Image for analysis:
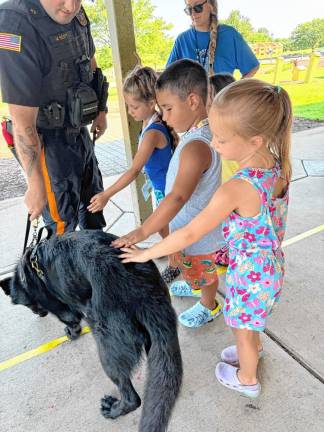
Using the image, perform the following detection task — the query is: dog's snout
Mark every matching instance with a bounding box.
[30,305,48,317]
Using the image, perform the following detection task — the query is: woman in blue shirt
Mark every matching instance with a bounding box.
[167,0,259,77]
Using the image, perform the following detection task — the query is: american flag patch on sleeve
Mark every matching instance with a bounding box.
[0,33,22,52]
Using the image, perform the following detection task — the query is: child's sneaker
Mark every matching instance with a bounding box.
[215,362,261,398]
[169,280,201,297]
[161,266,181,284]
[221,345,264,366]
[178,301,222,328]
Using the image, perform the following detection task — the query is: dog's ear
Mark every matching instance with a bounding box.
[0,277,12,296]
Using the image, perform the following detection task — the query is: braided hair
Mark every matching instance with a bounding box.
[123,66,179,149]
[207,0,218,76]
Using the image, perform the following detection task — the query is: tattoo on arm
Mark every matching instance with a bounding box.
[15,126,40,178]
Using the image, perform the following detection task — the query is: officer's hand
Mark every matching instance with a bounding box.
[25,184,47,221]
[91,111,107,139]
[87,192,109,213]
[111,228,146,248]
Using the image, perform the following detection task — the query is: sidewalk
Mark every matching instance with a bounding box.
[0,127,324,432]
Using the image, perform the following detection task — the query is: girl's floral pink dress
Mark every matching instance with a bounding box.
[222,163,289,331]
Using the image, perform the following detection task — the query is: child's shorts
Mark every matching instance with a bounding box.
[172,251,219,289]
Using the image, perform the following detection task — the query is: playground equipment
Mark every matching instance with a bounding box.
[271,52,322,84]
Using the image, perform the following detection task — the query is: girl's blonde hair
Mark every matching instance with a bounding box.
[123,65,157,102]
[123,66,179,148]
[213,79,292,180]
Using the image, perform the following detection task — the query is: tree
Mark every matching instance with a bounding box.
[85,0,112,70]
[222,10,254,41]
[132,0,174,68]
[84,0,174,70]
[290,19,324,50]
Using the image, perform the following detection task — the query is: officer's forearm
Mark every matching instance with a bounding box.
[14,125,42,179]
[9,105,43,181]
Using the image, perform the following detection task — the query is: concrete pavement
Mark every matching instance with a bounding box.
[0,127,324,432]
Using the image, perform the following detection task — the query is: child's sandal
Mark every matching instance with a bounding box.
[215,362,261,398]
[221,345,264,366]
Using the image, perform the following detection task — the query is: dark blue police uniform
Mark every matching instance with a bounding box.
[0,0,106,236]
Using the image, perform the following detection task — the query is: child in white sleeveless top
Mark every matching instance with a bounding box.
[113,60,224,328]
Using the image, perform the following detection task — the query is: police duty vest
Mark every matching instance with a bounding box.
[2,0,96,129]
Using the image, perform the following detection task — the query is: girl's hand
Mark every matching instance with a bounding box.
[111,227,146,248]
[119,246,151,263]
[87,192,109,213]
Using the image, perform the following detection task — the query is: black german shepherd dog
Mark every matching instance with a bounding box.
[1,230,182,432]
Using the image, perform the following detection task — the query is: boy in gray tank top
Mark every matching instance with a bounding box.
[113,60,223,328]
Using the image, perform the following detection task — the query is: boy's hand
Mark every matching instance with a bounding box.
[169,253,179,268]
[111,227,146,248]
[87,192,109,213]
[119,246,150,263]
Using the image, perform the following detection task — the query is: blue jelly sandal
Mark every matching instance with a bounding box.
[178,301,222,328]
[169,280,202,297]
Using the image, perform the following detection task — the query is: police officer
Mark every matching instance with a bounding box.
[0,0,109,236]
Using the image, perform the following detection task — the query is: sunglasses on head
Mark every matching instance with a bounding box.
[184,0,208,16]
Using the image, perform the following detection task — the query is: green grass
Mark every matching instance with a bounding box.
[1,64,324,120]
[293,101,324,120]
[254,64,324,120]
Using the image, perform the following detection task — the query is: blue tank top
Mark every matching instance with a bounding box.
[142,122,173,193]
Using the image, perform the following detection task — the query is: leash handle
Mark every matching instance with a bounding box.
[23,214,31,253]
[92,130,97,146]
[23,215,42,254]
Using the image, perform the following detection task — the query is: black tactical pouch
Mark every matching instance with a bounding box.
[92,68,109,112]
[67,83,99,128]
[37,102,65,129]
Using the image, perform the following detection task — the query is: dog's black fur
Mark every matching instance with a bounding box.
[1,230,182,432]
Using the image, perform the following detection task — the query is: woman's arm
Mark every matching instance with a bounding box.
[242,65,260,78]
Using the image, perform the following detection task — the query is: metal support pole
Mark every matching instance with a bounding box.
[104,0,152,224]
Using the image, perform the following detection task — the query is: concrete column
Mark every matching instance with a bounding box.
[104,0,152,224]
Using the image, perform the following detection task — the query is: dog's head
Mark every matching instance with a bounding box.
[0,249,48,317]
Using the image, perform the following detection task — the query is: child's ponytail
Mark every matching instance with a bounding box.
[213,79,293,180]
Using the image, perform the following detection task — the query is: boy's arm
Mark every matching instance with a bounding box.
[112,140,212,247]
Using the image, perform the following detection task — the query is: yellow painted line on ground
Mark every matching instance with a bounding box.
[0,224,323,373]
[0,326,91,372]
[282,224,324,248]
